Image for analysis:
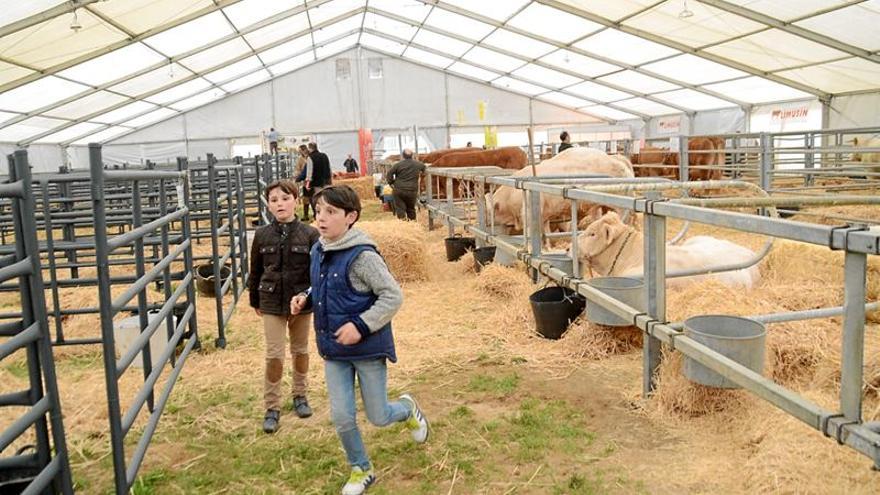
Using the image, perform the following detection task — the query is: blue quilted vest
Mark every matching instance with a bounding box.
[310,243,397,362]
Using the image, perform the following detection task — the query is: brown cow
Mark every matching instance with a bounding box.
[384,147,472,165]
[631,137,725,180]
[426,147,528,199]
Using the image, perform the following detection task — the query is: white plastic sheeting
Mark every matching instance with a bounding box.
[828,93,880,129]
[0,143,64,173]
[317,131,359,172]
[1,0,878,149]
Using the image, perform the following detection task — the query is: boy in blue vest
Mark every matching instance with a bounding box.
[290,185,428,495]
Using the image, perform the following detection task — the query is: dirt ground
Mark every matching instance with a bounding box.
[3,200,880,493]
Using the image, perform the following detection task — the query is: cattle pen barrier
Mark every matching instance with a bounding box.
[423,159,880,468]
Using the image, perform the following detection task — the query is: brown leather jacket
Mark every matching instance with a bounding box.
[248,219,320,315]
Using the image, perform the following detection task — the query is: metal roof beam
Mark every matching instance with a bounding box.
[65,32,362,146]
[371,7,691,117]
[0,0,337,133]
[0,0,247,95]
[532,0,830,99]
[23,10,364,145]
[0,0,104,38]
[417,2,748,110]
[361,26,648,120]
[699,0,880,64]
[360,44,617,123]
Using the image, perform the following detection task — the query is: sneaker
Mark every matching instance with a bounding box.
[292,395,313,418]
[341,466,375,495]
[400,393,429,443]
[262,409,280,434]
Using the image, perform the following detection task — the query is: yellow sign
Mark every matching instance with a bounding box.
[456,110,465,126]
[478,100,487,121]
[484,126,497,148]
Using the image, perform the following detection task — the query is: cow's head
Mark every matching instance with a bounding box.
[485,192,520,234]
[573,211,627,261]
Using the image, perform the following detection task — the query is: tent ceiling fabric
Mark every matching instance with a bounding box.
[0,0,878,146]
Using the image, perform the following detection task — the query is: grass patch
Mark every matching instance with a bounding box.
[359,200,389,223]
[466,372,520,396]
[2,360,29,379]
[74,360,636,494]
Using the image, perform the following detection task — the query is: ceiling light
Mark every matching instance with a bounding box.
[168,59,175,78]
[678,0,694,19]
[70,9,83,32]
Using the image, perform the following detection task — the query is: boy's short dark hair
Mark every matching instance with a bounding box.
[265,179,298,199]
[560,131,569,142]
[313,185,361,225]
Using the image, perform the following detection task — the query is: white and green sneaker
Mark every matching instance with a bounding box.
[341,466,375,495]
[400,393,429,443]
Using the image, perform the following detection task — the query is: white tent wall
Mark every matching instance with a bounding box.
[829,93,880,130]
[316,131,359,172]
[100,141,187,167]
[361,56,447,129]
[186,85,273,140]
[273,53,359,132]
[692,107,747,136]
[0,143,64,173]
[103,48,603,159]
[187,139,232,162]
[113,116,186,145]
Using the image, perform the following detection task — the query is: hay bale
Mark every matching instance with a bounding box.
[336,176,375,201]
[359,220,429,283]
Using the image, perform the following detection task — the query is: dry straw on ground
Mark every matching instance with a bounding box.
[359,219,429,283]
[335,176,375,201]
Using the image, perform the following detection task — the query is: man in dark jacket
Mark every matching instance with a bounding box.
[343,154,359,174]
[558,131,574,153]
[386,149,425,221]
[306,142,332,195]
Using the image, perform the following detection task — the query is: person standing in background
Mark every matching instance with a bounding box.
[344,154,359,174]
[386,149,425,221]
[307,142,332,196]
[558,131,573,153]
[294,145,313,220]
[268,128,279,155]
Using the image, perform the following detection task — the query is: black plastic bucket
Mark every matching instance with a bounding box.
[529,286,586,340]
[195,262,231,297]
[444,235,476,262]
[473,246,496,272]
[0,446,40,492]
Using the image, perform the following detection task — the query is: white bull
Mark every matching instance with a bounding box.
[487,148,634,234]
[575,211,761,288]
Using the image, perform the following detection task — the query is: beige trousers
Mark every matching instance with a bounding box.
[263,313,311,410]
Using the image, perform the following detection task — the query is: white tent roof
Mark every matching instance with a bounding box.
[0,0,878,146]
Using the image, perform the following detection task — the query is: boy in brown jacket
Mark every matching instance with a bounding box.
[249,180,320,433]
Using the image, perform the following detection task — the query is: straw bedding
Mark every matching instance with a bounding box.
[4,205,880,491]
[335,176,375,201]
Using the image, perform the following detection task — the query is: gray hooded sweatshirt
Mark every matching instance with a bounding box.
[319,227,403,332]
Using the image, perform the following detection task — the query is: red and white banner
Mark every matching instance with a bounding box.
[770,105,810,123]
[657,115,681,134]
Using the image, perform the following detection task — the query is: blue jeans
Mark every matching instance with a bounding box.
[324,358,411,470]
